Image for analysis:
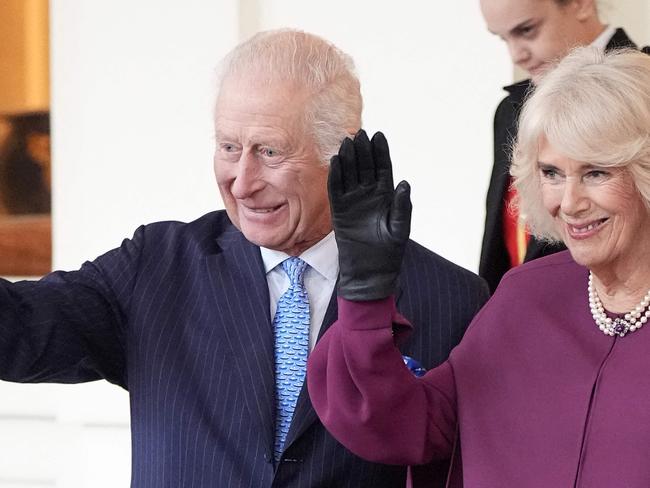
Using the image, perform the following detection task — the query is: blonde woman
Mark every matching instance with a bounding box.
[308,48,650,487]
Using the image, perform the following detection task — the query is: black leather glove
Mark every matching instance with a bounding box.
[329,130,412,301]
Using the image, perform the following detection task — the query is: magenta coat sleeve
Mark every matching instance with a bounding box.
[307,296,458,465]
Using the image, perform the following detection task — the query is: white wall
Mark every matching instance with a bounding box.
[1,0,648,486]
[600,0,650,46]
[50,0,238,269]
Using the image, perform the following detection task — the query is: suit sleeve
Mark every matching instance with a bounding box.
[0,225,146,388]
[307,296,457,466]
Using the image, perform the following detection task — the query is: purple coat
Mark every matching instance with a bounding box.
[308,251,650,487]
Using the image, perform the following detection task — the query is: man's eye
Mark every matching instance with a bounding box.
[516,24,537,39]
[260,147,280,158]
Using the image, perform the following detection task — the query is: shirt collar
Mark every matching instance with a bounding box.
[259,231,339,282]
[591,25,616,51]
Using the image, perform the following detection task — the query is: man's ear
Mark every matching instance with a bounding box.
[346,127,360,139]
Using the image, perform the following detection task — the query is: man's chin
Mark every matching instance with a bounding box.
[241,225,289,251]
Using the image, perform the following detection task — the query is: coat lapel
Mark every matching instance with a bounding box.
[205,226,276,455]
[606,28,636,50]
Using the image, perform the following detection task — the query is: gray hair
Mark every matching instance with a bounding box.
[511,47,650,240]
[216,29,362,164]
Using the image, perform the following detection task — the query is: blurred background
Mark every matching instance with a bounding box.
[0,0,648,486]
[0,0,50,277]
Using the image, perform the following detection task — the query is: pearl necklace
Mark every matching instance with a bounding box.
[588,272,650,337]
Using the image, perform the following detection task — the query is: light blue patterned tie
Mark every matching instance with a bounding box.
[273,257,310,461]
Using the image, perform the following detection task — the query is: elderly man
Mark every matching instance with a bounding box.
[0,30,488,487]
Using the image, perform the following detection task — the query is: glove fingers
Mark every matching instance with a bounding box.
[370,131,395,191]
[353,129,376,185]
[328,154,345,206]
[390,180,412,241]
[338,137,359,191]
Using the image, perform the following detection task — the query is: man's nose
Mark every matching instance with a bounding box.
[230,152,264,199]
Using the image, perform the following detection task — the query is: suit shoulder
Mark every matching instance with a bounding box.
[493,94,518,136]
[495,80,531,119]
[136,210,234,252]
[141,210,230,235]
[494,93,512,115]
[403,240,488,292]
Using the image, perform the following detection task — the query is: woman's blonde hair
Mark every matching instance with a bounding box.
[511,47,650,240]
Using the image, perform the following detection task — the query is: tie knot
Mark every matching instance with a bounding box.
[282,257,308,286]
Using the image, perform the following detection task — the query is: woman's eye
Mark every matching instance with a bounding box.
[584,170,609,183]
[541,168,557,179]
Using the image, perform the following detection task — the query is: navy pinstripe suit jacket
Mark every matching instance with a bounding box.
[0,210,488,487]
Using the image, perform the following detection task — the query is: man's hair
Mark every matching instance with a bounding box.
[511,47,650,241]
[216,29,362,164]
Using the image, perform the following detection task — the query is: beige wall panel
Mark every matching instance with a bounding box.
[0,0,49,113]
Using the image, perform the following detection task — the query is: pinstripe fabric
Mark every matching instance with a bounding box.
[0,210,489,487]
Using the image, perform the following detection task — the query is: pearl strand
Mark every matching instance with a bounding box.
[588,272,650,337]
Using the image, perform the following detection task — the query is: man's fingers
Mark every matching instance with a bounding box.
[370,131,394,190]
[353,129,376,185]
[389,180,412,241]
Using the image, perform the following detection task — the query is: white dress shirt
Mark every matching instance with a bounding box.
[260,232,339,351]
[592,25,616,51]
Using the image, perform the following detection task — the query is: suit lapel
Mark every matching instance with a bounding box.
[283,282,404,451]
[282,289,338,450]
[205,226,276,455]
